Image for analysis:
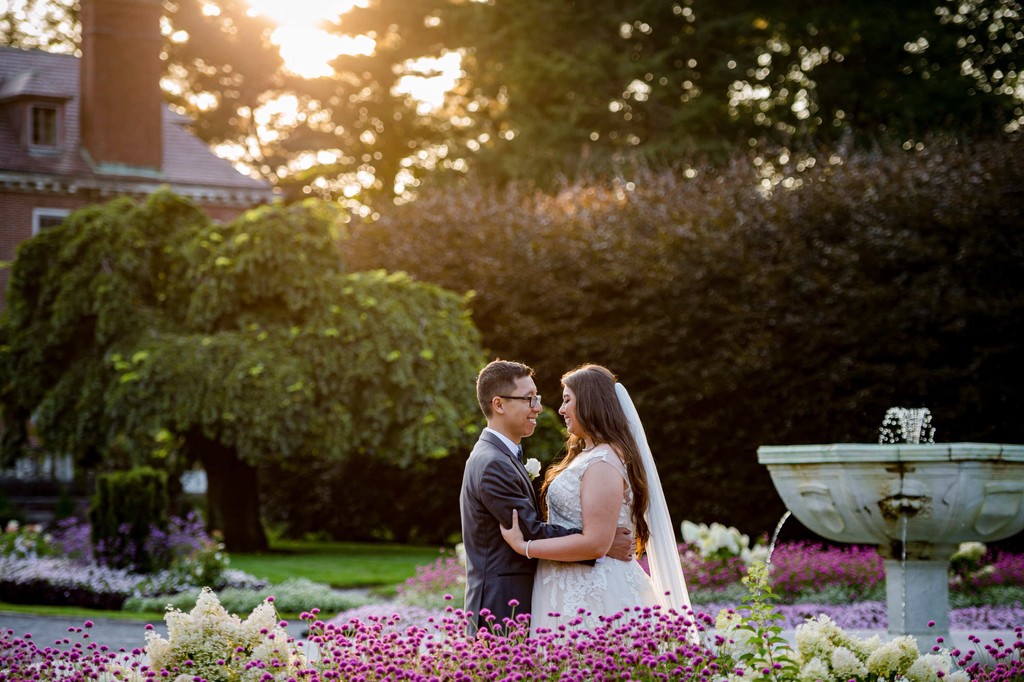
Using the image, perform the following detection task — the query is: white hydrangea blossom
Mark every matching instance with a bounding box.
[797,656,830,682]
[713,608,760,664]
[741,544,769,566]
[951,541,986,564]
[831,646,868,679]
[905,652,956,681]
[864,636,919,678]
[681,520,764,563]
[853,633,884,658]
[794,614,853,662]
[779,615,968,682]
[145,587,306,681]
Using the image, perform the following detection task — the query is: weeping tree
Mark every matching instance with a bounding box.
[0,190,484,551]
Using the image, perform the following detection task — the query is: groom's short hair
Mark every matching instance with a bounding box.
[477,359,534,418]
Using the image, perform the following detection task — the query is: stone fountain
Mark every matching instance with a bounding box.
[758,408,1024,641]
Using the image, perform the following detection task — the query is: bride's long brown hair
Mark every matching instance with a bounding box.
[540,364,651,554]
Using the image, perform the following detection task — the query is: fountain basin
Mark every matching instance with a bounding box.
[758,443,1024,550]
[757,442,1024,640]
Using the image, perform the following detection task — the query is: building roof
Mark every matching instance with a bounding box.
[0,46,274,200]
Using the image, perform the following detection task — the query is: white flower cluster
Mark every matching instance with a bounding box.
[145,587,307,682]
[2,521,51,560]
[0,555,140,594]
[680,520,768,565]
[715,611,969,681]
[951,541,986,564]
[794,615,966,682]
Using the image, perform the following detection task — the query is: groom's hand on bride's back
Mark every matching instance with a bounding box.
[606,527,634,561]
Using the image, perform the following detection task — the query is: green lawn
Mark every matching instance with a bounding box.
[0,602,164,622]
[0,540,448,621]
[225,539,445,589]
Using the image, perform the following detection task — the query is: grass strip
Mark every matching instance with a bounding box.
[229,540,445,588]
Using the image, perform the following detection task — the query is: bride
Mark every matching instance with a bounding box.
[500,364,693,635]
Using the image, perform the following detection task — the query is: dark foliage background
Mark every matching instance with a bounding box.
[341,138,1024,541]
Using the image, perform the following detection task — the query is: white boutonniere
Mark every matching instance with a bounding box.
[524,457,542,480]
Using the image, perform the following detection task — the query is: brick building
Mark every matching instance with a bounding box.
[0,0,276,309]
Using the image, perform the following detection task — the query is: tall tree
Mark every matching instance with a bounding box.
[450,0,1022,185]
[267,0,468,208]
[5,1,1020,199]
[0,190,484,550]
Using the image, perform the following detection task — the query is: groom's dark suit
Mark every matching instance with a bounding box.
[460,430,578,632]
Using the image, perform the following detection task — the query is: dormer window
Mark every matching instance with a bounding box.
[29,104,59,150]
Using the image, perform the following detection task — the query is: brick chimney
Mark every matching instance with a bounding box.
[79,0,163,171]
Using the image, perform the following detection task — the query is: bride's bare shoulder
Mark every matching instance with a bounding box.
[592,442,625,461]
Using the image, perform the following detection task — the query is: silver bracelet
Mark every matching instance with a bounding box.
[525,540,532,559]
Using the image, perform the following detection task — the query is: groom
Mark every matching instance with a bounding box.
[460,359,632,633]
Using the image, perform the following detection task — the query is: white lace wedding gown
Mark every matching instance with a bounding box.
[531,444,660,634]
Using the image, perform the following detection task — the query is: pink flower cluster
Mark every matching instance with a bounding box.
[4,610,1024,681]
[674,540,885,599]
[396,553,465,607]
[961,552,1024,591]
[765,542,884,598]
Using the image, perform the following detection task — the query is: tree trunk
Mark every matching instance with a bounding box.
[190,432,268,552]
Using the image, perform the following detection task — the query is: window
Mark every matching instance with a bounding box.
[32,208,71,235]
[30,105,58,149]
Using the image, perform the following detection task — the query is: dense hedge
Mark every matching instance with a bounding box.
[260,405,568,544]
[341,138,1024,540]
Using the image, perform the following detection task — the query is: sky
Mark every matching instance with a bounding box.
[244,0,369,79]
[242,0,459,107]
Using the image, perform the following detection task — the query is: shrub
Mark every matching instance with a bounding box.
[89,467,169,572]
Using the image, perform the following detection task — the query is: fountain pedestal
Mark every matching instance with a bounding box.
[885,556,952,639]
[757,443,1024,641]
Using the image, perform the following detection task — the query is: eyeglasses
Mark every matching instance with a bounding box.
[498,394,542,408]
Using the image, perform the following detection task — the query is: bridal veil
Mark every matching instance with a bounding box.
[614,383,693,616]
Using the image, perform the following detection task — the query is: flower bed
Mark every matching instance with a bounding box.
[3,520,1023,680]
[0,516,351,615]
[4,573,1024,682]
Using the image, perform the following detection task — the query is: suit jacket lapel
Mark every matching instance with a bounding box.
[481,431,539,507]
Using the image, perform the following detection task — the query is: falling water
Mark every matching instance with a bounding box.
[766,511,792,567]
[879,407,936,445]
[899,514,908,632]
